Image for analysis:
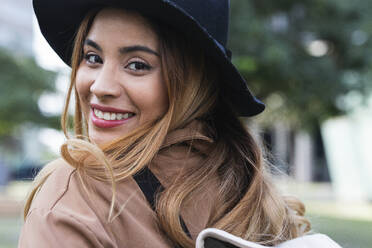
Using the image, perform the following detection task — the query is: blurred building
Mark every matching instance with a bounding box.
[258,111,372,203]
[322,105,372,202]
[259,122,330,182]
[0,0,33,55]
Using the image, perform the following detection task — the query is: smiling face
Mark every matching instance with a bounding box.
[75,8,169,145]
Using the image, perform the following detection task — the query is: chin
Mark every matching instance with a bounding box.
[90,136,108,146]
[89,129,130,146]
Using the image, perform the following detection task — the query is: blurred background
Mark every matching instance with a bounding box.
[1,0,372,247]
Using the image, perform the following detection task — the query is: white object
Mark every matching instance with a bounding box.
[196,228,342,248]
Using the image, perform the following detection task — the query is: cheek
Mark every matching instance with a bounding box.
[153,81,169,115]
[75,68,93,115]
[75,69,91,99]
[131,74,168,120]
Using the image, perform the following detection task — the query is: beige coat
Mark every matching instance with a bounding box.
[18,122,216,248]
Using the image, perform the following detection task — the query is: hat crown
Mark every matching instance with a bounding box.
[166,0,230,46]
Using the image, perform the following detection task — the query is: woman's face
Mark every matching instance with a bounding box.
[76,8,168,145]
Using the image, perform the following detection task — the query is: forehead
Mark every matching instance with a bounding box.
[86,8,159,48]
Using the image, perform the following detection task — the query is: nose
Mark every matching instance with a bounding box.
[90,64,122,99]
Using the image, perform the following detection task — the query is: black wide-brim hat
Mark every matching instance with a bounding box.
[33,0,265,116]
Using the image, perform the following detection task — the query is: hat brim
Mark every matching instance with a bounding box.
[33,0,265,116]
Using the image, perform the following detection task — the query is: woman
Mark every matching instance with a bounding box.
[19,1,338,248]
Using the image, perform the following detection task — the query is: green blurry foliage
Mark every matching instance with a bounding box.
[0,49,59,136]
[230,0,372,129]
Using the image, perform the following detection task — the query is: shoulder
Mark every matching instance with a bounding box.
[20,158,113,247]
[19,207,105,248]
[27,157,113,218]
[27,158,76,211]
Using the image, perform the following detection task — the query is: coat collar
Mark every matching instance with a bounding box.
[160,120,213,150]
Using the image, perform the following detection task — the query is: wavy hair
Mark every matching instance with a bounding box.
[24,8,310,248]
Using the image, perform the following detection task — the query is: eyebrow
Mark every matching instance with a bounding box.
[119,45,160,57]
[84,39,160,57]
[84,39,102,51]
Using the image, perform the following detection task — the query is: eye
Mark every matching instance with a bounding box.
[84,53,103,65]
[126,61,151,71]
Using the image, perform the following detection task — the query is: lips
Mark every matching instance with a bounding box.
[90,104,135,128]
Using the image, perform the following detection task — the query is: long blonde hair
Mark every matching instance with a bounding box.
[24,9,310,248]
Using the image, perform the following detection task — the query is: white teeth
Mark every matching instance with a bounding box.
[94,108,133,121]
[96,110,103,119]
[103,112,111,120]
